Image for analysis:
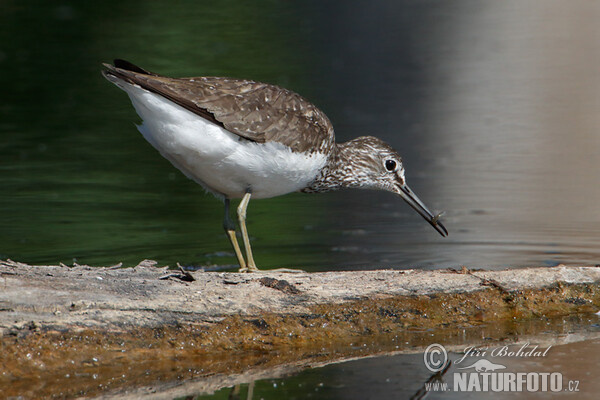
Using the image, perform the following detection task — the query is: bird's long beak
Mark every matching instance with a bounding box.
[397,184,448,237]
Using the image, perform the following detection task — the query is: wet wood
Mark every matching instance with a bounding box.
[1,259,600,399]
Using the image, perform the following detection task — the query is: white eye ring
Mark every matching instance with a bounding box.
[384,159,397,172]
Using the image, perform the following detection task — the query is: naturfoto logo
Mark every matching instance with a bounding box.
[423,342,580,393]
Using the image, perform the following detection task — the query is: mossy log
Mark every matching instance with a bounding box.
[1,260,599,398]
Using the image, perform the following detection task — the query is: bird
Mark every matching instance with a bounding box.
[102,59,448,272]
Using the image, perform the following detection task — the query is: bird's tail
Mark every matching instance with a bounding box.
[101,59,158,85]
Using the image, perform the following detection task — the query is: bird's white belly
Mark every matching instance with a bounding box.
[120,84,327,199]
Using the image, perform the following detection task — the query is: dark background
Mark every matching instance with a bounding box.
[2,0,599,271]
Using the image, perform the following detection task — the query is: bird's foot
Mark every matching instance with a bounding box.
[238,264,260,273]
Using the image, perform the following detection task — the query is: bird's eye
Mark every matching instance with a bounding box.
[385,159,397,172]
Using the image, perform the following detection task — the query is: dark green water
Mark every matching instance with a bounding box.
[2,1,599,271]
[0,0,340,269]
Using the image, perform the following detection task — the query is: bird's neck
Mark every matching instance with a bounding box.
[301,141,369,193]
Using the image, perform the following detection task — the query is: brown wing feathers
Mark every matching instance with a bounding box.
[102,62,229,131]
[102,60,334,153]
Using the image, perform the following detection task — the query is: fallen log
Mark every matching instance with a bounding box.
[1,260,599,399]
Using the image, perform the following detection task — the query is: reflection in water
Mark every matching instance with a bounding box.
[229,382,255,400]
[189,314,600,400]
[1,1,599,270]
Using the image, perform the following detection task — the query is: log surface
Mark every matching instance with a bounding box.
[1,260,599,333]
[2,260,600,399]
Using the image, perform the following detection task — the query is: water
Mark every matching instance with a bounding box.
[1,1,600,398]
[1,1,599,271]
[181,314,600,399]
[196,339,600,400]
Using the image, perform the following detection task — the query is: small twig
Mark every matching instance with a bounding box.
[159,263,195,283]
[2,259,29,268]
[177,263,195,282]
[108,262,123,270]
[447,265,471,275]
[479,278,509,294]
[135,259,158,268]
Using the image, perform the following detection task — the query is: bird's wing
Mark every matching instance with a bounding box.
[102,60,335,154]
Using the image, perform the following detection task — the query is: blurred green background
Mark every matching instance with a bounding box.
[1,1,340,269]
[1,0,599,270]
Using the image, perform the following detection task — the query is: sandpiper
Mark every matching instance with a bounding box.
[102,59,448,272]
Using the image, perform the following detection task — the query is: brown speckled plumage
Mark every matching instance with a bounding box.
[302,136,405,193]
[103,61,334,155]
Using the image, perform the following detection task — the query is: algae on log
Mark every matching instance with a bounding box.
[1,260,600,398]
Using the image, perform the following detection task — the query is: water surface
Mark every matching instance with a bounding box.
[1,1,600,270]
[192,314,600,400]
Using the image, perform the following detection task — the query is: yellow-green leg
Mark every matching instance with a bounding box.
[237,191,258,272]
[223,198,247,271]
[224,194,302,273]
[226,230,246,271]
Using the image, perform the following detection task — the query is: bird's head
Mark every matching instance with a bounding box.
[338,136,448,237]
